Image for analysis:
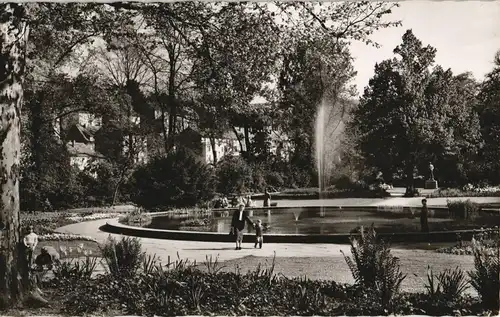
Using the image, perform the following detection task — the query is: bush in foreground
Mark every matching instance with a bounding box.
[30,234,499,316]
[468,237,500,311]
[341,225,406,309]
[100,235,144,279]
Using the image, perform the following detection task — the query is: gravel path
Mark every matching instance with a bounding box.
[219,253,475,294]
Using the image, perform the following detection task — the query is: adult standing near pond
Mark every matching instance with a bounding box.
[421,199,429,233]
[231,203,253,250]
[263,189,272,207]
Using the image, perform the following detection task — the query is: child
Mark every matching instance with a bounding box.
[254,219,264,249]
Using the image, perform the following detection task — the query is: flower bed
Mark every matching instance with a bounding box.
[437,239,499,256]
[66,213,121,223]
[428,186,500,198]
[38,233,98,243]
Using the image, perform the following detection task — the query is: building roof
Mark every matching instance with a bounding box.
[66,124,99,143]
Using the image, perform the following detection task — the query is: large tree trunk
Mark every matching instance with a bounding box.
[0,4,30,308]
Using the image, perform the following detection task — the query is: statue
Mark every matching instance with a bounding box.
[429,163,434,181]
[23,225,38,266]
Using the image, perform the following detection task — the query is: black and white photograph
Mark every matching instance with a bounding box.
[0,1,499,315]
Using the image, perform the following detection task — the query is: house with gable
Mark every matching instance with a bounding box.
[62,112,105,173]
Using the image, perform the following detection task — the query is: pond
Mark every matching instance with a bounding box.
[145,206,500,235]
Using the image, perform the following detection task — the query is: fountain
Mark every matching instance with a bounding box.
[292,209,302,222]
[315,97,348,218]
[315,100,327,218]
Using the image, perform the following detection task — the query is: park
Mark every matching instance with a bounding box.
[1,1,500,316]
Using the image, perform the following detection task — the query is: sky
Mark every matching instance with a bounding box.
[349,1,500,96]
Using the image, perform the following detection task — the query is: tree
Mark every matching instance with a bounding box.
[93,85,150,205]
[1,3,129,306]
[141,8,198,152]
[189,2,281,162]
[278,37,356,185]
[0,3,30,308]
[21,73,113,210]
[477,51,500,183]
[350,30,481,193]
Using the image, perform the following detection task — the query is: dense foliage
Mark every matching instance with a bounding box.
[18,231,498,316]
[8,2,405,212]
[349,30,482,194]
[130,149,216,209]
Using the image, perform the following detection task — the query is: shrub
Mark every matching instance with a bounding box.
[100,235,145,279]
[404,187,421,197]
[120,207,152,226]
[265,170,285,189]
[130,148,216,209]
[61,274,118,315]
[468,238,500,311]
[447,199,481,219]
[425,266,469,302]
[250,163,267,192]
[52,256,99,284]
[216,156,253,195]
[334,175,362,190]
[341,225,406,308]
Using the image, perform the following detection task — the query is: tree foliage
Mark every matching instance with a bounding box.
[350,30,481,190]
[477,51,500,183]
[130,149,215,209]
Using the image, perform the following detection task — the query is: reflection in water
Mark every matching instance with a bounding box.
[217,220,224,232]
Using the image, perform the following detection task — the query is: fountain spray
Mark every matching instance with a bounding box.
[315,100,327,217]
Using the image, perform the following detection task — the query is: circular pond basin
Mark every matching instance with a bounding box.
[145,206,500,235]
[101,205,500,245]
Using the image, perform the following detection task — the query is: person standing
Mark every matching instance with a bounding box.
[231,203,253,250]
[254,219,264,249]
[23,225,38,266]
[263,189,272,207]
[421,199,429,232]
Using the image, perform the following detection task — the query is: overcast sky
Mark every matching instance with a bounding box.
[350,1,500,96]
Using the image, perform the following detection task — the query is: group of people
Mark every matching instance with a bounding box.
[215,189,272,209]
[230,203,264,250]
[227,189,272,250]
